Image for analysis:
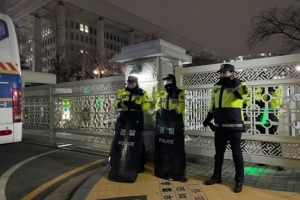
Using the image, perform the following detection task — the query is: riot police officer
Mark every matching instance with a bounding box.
[114,75,150,173]
[203,64,249,193]
[155,74,187,182]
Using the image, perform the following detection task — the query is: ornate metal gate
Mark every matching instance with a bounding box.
[22,76,124,154]
[176,54,300,168]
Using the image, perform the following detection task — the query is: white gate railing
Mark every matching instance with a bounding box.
[176,54,300,168]
[22,76,124,153]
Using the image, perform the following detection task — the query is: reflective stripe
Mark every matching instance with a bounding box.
[215,123,243,128]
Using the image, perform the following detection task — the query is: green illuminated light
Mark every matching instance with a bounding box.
[244,167,268,176]
[83,88,89,94]
[261,108,269,125]
[96,98,102,105]
[62,100,71,111]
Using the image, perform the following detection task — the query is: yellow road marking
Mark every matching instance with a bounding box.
[21,159,104,200]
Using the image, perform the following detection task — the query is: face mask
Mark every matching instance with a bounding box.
[164,80,173,85]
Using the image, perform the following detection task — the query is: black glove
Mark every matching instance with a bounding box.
[122,101,129,107]
[230,78,241,87]
[169,109,177,115]
[207,122,215,132]
[255,100,265,108]
[130,102,142,110]
[117,102,122,108]
[203,112,214,127]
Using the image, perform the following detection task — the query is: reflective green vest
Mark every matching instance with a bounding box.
[209,81,249,131]
[155,90,185,114]
[114,88,150,111]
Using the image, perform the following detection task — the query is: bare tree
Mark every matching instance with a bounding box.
[185,51,222,67]
[247,6,300,54]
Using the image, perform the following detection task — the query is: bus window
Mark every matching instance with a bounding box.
[0,19,9,41]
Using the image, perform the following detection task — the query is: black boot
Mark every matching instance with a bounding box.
[180,172,188,182]
[204,178,222,185]
[234,181,243,193]
[276,166,284,171]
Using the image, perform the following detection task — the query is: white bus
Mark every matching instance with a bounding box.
[0,13,22,144]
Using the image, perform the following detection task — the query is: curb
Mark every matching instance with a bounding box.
[71,161,109,200]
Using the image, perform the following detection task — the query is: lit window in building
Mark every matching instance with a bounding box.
[85,25,88,33]
[80,50,83,53]
[80,24,84,31]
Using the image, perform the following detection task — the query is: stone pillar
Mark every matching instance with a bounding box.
[97,18,104,50]
[56,3,66,52]
[115,39,192,161]
[128,30,134,45]
[33,15,42,72]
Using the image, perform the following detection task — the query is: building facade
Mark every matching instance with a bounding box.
[6,0,218,75]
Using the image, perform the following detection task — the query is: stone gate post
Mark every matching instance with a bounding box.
[114,39,192,161]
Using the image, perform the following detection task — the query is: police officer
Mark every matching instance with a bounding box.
[155,74,187,182]
[203,64,249,193]
[114,75,150,172]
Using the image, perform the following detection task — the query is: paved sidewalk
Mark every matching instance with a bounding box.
[76,154,300,200]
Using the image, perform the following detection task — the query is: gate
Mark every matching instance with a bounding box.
[176,54,300,168]
[22,76,124,154]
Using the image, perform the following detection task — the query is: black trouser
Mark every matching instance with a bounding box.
[213,131,244,183]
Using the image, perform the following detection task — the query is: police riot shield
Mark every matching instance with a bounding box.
[155,109,185,181]
[108,114,143,183]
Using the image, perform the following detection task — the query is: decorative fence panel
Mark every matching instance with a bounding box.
[22,76,124,153]
[176,54,300,168]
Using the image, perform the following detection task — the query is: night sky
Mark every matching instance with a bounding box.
[106,0,297,58]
